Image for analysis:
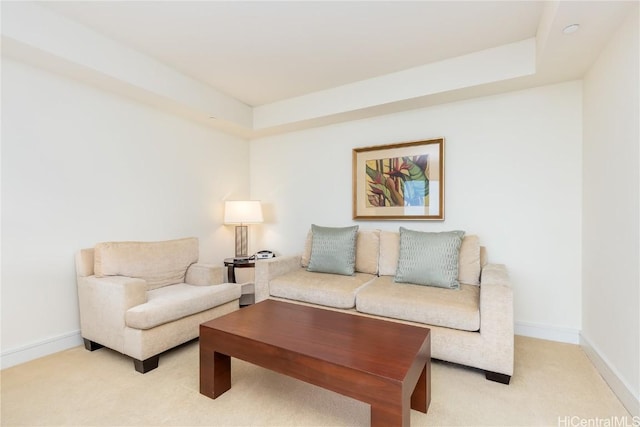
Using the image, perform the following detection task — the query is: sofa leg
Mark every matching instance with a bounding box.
[83,338,104,352]
[133,356,160,374]
[485,371,511,384]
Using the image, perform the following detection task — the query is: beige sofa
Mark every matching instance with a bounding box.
[75,237,241,373]
[255,229,514,384]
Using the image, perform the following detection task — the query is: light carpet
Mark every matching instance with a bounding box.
[0,336,631,426]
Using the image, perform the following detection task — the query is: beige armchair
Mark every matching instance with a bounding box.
[75,237,240,373]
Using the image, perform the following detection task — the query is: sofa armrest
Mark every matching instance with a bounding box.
[254,255,302,303]
[479,263,514,375]
[77,275,147,351]
[185,263,225,286]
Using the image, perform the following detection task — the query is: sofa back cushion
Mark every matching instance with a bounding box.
[94,237,199,290]
[379,231,401,277]
[302,228,380,275]
[459,236,482,285]
[355,229,381,275]
[379,231,482,285]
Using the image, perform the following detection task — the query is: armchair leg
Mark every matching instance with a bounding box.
[83,338,104,352]
[134,355,160,373]
[485,371,511,384]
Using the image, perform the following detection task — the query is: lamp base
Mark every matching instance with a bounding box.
[235,225,248,258]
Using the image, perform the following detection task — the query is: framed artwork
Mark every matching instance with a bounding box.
[352,138,444,220]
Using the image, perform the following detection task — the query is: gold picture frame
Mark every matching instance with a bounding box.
[352,138,444,220]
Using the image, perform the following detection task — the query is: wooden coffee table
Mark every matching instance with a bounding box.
[200,300,431,427]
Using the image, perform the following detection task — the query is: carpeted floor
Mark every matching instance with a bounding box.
[0,335,631,426]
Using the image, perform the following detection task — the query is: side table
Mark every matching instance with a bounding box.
[223,258,255,307]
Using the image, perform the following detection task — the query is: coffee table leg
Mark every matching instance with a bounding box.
[411,362,430,413]
[200,349,231,399]
[371,399,409,427]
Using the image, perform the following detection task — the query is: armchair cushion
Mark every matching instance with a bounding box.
[125,282,240,330]
[94,237,199,290]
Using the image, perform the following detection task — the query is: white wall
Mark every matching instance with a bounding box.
[251,81,583,338]
[582,8,639,415]
[1,58,250,365]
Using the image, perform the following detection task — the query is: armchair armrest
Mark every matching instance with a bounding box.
[479,263,514,375]
[185,263,225,286]
[77,275,147,352]
[254,255,302,302]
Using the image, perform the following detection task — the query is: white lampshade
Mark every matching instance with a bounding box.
[224,200,263,224]
[224,201,263,258]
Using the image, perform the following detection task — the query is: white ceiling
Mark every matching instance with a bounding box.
[7,1,636,136]
[38,1,546,106]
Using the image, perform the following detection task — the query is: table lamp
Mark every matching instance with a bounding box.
[224,200,263,260]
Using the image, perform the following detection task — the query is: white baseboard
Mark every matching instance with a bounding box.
[580,334,640,417]
[515,321,581,344]
[0,330,83,370]
[2,322,580,369]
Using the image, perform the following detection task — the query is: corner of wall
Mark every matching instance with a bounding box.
[581,334,640,417]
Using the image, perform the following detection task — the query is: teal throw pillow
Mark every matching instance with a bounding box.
[307,224,359,276]
[394,227,465,289]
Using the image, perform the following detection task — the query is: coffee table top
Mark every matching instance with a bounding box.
[201,299,430,381]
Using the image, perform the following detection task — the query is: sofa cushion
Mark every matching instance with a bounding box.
[302,229,381,275]
[125,282,240,330]
[270,268,376,309]
[458,235,481,285]
[378,231,401,276]
[354,229,381,275]
[395,228,465,289]
[379,231,481,285]
[356,276,480,331]
[307,225,358,275]
[94,237,199,290]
